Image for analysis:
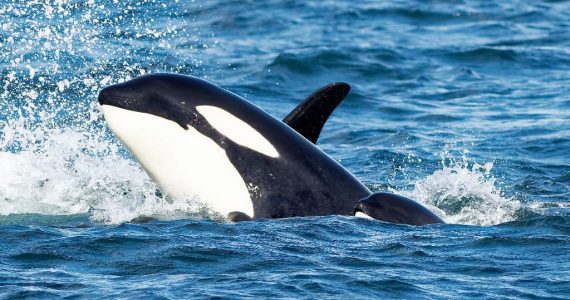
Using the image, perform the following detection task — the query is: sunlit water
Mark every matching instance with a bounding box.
[0,0,569,298]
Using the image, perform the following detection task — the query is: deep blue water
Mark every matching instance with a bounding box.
[1,0,569,298]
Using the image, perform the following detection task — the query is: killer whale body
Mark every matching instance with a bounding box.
[98,73,444,225]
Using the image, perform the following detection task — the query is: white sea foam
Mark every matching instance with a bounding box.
[393,151,521,226]
[0,119,220,224]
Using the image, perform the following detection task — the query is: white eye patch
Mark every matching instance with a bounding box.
[197,105,279,158]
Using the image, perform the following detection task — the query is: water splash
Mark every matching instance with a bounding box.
[395,151,521,226]
[0,0,218,127]
[0,0,224,224]
[0,123,226,224]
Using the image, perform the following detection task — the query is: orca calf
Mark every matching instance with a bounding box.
[98,74,444,225]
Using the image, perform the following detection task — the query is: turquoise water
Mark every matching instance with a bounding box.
[1,0,569,298]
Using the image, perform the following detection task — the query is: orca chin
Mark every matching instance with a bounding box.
[98,73,444,225]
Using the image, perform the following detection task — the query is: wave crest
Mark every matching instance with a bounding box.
[396,151,521,226]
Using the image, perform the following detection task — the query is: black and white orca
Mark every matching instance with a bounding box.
[98,74,444,225]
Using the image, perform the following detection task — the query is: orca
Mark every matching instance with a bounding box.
[98,73,444,225]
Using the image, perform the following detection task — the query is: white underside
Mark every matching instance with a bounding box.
[101,105,254,217]
[355,211,374,220]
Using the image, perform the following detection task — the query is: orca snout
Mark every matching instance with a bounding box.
[97,84,135,108]
[98,83,145,111]
[97,86,115,106]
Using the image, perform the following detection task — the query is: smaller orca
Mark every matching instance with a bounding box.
[353,193,444,225]
[98,74,444,226]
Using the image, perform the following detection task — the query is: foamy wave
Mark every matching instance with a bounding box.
[394,152,521,226]
[0,123,219,224]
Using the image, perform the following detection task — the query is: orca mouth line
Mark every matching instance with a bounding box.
[99,91,200,131]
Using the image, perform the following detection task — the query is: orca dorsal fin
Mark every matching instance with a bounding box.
[283,82,351,144]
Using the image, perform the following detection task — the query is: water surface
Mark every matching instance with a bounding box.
[0,0,569,298]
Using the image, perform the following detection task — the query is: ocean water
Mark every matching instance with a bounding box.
[1,0,569,298]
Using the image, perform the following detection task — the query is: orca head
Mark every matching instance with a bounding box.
[98,74,278,219]
[353,192,444,226]
[99,74,220,130]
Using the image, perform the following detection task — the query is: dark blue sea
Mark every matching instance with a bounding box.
[1,0,569,298]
